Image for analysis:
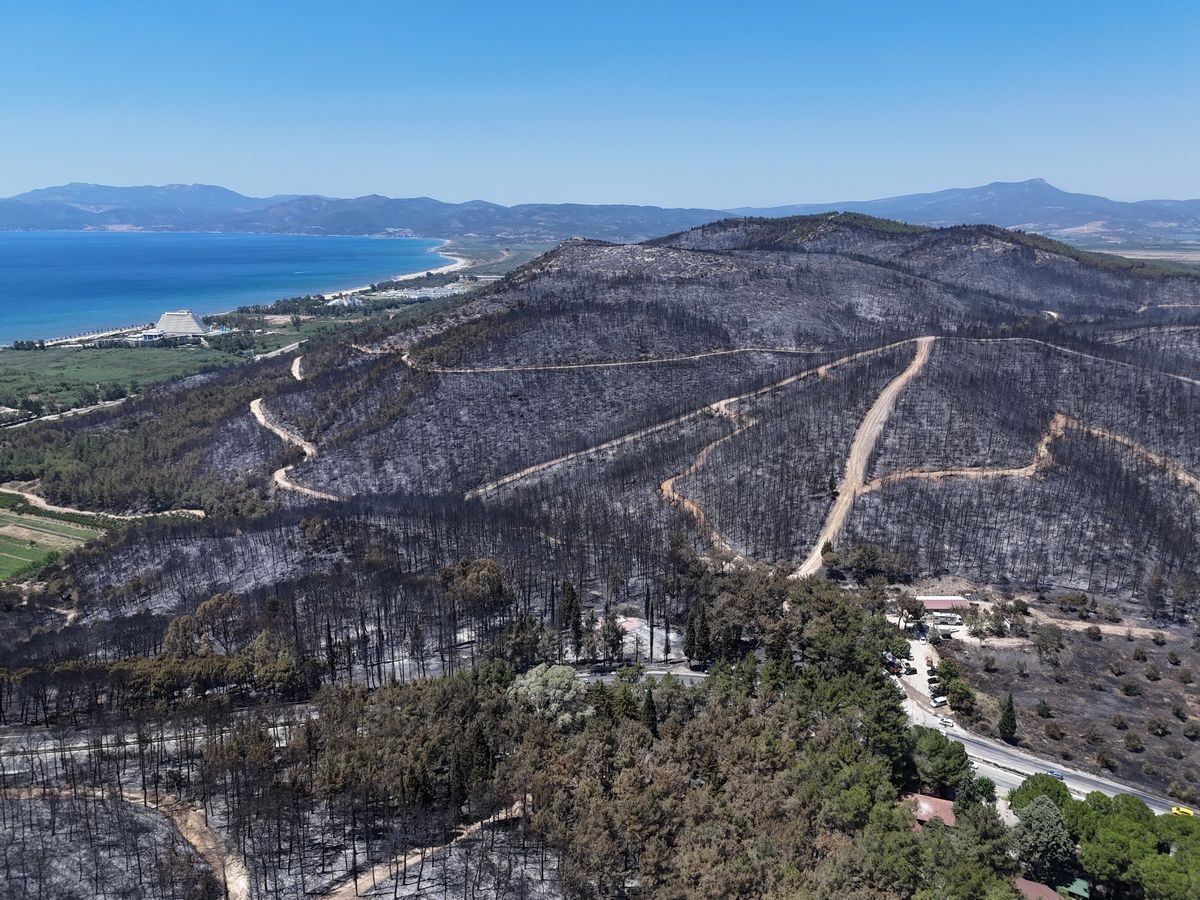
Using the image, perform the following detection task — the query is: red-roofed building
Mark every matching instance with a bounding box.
[902,792,957,830]
[1012,877,1061,900]
[917,595,972,612]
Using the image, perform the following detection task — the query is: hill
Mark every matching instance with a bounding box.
[732,178,1200,250]
[7,178,1200,250]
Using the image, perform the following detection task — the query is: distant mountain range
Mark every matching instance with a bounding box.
[2,179,1198,248]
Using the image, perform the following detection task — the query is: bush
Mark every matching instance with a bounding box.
[1147,717,1170,737]
[1083,727,1104,746]
[1084,625,1102,641]
[1184,722,1200,741]
[1036,700,1052,718]
[1108,660,1126,677]
[1167,650,1181,666]
[1172,701,1189,722]
[1180,668,1195,685]
[1124,733,1145,752]
[1133,646,1148,662]
[1045,722,1065,740]
[1096,748,1117,770]
[1119,678,1142,696]
[1152,632,1167,646]
[1111,714,1128,730]
[1144,664,1162,682]
[983,654,997,672]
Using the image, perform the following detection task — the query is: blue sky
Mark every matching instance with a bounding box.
[2,1,1198,206]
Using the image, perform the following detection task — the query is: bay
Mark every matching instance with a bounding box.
[0,231,450,344]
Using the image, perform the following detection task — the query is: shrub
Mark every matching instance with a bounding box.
[983,654,997,672]
[1119,678,1142,696]
[1172,701,1189,722]
[1111,714,1128,730]
[1087,680,1106,692]
[1152,632,1167,646]
[1124,733,1145,752]
[1168,747,1184,760]
[1109,660,1126,677]
[1083,727,1104,746]
[1184,722,1200,741]
[1181,668,1195,685]
[1036,700,1052,718]
[1044,722,1065,740]
[1144,665,1162,682]
[1147,717,1170,737]
[1016,659,1028,678]
[1096,748,1117,770]
[1102,605,1121,623]
[1084,625,1102,641]
[1167,650,1181,666]
[1168,781,1200,803]
[1133,646,1148,662]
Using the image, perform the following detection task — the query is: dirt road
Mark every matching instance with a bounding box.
[248,398,340,501]
[0,482,204,520]
[794,337,934,577]
[467,338,922,499]
[291,354,304,381]
[398,345,819,374]
[862,413,1200,501]
[3,786,248,900]
[323,799,524,900]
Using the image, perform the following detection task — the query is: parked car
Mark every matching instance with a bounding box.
[931,696,947,708]
[1171,806,1195,817]
[939,717,954,728]
[1046,770,1065,781]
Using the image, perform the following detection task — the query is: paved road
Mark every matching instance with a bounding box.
[897,668,1173,814]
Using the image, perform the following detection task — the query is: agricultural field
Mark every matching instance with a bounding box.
[0,496,102,580]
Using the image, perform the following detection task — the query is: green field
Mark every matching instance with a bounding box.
[0,505,101,580]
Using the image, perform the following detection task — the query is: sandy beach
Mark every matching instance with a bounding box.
[320,241,469,300]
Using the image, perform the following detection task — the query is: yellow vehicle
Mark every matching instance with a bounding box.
[1171,806,1195,817]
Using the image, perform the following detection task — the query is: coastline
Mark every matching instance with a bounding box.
[1,236,465,346]
[319,240,469,300]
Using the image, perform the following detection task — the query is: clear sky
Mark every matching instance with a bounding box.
[2,0,1198,207]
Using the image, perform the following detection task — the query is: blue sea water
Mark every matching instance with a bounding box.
[0,231,451,344]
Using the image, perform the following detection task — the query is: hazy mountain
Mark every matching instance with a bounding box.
[731,178,1200,249]
[4,179,1200,248]
[0,183,726,242]
[0,182,297,230]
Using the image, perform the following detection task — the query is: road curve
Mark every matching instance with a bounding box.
[467,338,922,499]
[0,483,204,521]
[794,337,934,577]
[248,398,340,501]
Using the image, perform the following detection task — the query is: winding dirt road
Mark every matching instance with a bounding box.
[0,483,204,521]
[861,412,1200,500]
[291,354,304,381]
[397,345,819,374]
[3,786,249,900]
[794,337,934,577]
[322,799,524,900]
[467,338,922,500]
[249,397,340,502]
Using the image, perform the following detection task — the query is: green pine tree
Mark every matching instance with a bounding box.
[998,692,1018,743]
[641,688,658,737]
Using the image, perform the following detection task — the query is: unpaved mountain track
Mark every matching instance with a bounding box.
[794,337,934,577]
[397,345,820,374]
[965,336,1200,388]
[0,483,204,520]
[291,354,304,381]
[3,786,249,900]
[466,338,922,500]
[861,413,1069,492]
[862,413,1200,500]
[322,799,525,900]
[249,397,340,501]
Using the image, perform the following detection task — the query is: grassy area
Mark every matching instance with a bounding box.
[0,344,232,410]
[0,505,100,580]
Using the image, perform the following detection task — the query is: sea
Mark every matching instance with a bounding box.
[0,231,451,344]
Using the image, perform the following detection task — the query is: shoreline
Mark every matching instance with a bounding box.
[2,238,464,347]
[319,240,469,300]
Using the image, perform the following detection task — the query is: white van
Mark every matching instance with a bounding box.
[931,696,948,708]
